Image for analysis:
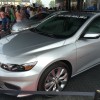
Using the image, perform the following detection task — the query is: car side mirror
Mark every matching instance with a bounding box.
[83,32,100,39]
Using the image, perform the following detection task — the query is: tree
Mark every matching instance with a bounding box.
[36,0,42,6]
[49,0,55,8]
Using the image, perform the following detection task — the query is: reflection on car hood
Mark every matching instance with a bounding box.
[11,19,39,33]
[0,30,64,57]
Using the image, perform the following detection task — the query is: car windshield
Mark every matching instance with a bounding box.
[33,14,88,38]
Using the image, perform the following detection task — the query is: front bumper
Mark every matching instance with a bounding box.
[0,67,39,97]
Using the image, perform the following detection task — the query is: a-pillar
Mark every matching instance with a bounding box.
[97,0,100,10]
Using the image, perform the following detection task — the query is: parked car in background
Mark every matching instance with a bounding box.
[0,12,100,97]
[11,11,68,33]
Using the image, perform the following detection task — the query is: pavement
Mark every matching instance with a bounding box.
[0,64,100,100]
[0,94,93,100]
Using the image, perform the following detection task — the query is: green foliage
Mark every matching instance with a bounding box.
[36,0,42,5]
[49,0,55,8]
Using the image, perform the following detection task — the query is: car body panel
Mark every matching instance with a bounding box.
[76,38,100,72]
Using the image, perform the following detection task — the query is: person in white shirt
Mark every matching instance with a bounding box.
[29,7,35,18]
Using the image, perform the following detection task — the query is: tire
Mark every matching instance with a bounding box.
[38,61,70,95]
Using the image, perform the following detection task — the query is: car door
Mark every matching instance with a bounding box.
[76,16,100,73]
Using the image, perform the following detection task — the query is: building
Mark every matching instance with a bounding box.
[0,0,20,5]
[55,0,100,11]
[55,0,66,10]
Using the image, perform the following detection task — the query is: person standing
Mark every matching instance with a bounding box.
[20,7,27,20]
[5,5,11,31]
[0,8,2,31]
[15,5,22,22]
[0,7,7,31]
[29,7,35,18]
[10,5,16,24]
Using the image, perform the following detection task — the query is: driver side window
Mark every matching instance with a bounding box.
[84,17,100,34]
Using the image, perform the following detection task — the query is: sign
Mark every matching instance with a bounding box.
[22,0,30,1]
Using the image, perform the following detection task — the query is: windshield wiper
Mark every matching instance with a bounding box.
[30,28,41,33]
[40,33,66,39]
[32,28,66,38]
[35,29,57,38]
[38,31,55,38]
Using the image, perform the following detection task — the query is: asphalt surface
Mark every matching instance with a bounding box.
[0,64,100,100]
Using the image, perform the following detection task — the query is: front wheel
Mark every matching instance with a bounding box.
[38,62,70,92]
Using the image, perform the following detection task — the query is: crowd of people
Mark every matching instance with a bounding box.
[0,4,58,33]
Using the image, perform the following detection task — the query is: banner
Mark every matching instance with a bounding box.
[22,0,30,2]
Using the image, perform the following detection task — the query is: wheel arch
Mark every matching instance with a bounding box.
[37,60,72,90]
[60,60,72,77]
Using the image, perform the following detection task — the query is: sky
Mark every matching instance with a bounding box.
[41,0,51,7]
[33,0,51,7]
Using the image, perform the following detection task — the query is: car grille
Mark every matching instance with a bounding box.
[0,81,20,90]
[4,83,20,90]
[0,81,21,96]
[0,82,7,89]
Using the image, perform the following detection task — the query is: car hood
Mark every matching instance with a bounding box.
[11,20,39,33]
[0,30,64,57]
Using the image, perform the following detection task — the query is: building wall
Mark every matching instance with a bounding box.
[55,0,100,10]
[55,0,64,3]
[0,0,21,2]
[83,0,98,10]
[55,0,65,8]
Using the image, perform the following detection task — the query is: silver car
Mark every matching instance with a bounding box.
[0,12,100,97]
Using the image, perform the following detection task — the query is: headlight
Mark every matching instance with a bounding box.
[1,62,37,72]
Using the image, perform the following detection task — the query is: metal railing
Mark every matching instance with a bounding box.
[0,89,99,100]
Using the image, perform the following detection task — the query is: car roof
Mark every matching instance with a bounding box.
[58,11,97,18]
[59,12,100,18]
